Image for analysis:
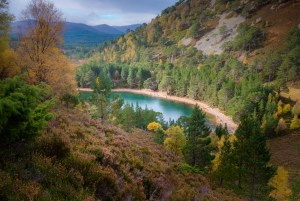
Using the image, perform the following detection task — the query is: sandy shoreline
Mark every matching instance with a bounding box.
[78,88,238,133]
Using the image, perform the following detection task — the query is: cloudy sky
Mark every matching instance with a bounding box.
[8,0,178,26]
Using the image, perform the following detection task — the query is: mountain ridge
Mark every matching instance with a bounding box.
[10,21,142,53]
[11,20,142,36]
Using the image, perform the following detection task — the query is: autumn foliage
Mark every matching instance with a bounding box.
[16,0,76,96]
[164,125,186,155]
[0,0,20,79]
[147,121,162,132]
[269,166,292,201]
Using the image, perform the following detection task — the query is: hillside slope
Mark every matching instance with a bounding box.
[93,24,123,35]
[91,0,300,63]
[0,106,243,201]
[63,22,120,47]
[76,2,300,189]
[113,24,143,33]
[11,21,120,47]
[77,0,299,123]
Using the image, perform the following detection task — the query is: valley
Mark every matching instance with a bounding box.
[1,0,300,200]
[10,20,141,59]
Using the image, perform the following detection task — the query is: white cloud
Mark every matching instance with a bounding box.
[8,0,178,25]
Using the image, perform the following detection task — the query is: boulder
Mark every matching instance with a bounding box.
[256,17,262,24]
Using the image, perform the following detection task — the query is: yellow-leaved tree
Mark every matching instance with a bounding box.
[0,0,20,79]
[277,101,283,115]
[276,118,287,135]
[290,115,300,130]
[0,48,20,79]
[164,126,186,155]
[282,104,291,114]
[269,166,291,201]
[147,122,162,132]
[292,100,300,116]
[17,0,76,96]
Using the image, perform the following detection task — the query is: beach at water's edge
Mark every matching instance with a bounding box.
[78,88,238,133]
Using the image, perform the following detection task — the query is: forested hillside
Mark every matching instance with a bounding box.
[75,0,300,199]
[0,0,252,200]
[77,0,300,132]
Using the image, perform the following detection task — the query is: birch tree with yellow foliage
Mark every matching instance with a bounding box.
[164,126,186,155]
[269,166,291,201]
[17,0,76,96]
[147,122,162,132]
[0,0,20,79]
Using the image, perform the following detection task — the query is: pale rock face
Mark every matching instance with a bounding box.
[194,13,245,55]
[256,17,262,24]
[210,0,216,7]
[181,37,192,46]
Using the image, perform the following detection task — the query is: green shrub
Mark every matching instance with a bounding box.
[286,27,300,50]
[0,76,54,144]
[290,179,300,201]
[61,92,79,108]
[186,21,201,38]
[179,163,202,174]
[154,128,165,144]
[223,24,265,51]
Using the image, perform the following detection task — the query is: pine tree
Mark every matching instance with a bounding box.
[187,74,199,99]
[262,52,282,82]
[154,128,165,145]
[261,113,278,138]
[290,179,300,201]
[121,66,128,83]
[215,124,229,139]
[121,103,135,132]
[92,72,112,122]
[214,135,235,186]
[136,68,143,89]
[0,76,54,144]
[127,68,135,88]
[184,105,213,169]
[233,116,275,200]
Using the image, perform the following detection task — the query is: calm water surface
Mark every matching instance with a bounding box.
[81,91,216,129]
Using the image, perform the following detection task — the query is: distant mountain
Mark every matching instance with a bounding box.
[93,24,123,35]
[64,22,103,35]
[93,24,142,35]
[62,22,120,47]
[113,24,142,33]
[10,21,142,48]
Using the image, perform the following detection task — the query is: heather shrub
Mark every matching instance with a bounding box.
[36,131,71,159]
